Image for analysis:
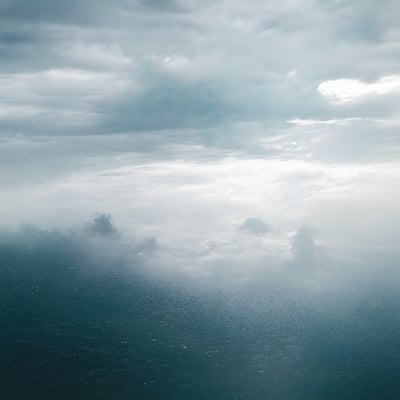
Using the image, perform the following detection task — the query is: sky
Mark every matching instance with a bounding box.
[1,0,400,283]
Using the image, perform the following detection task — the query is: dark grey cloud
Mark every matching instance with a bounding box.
[86,213,117,236]
[0,0,398,138]
[0,0,114,24]
[106,78,233,131]
[315,0,392,43]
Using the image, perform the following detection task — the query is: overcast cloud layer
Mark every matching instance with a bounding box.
[0,0,399,284]
[1,0,400,279]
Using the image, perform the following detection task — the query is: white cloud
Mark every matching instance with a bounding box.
[3,140,399,281]
[318,75,400,104]
[288,118,362,126]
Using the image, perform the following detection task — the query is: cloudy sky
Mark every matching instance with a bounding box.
[1,0,400,282]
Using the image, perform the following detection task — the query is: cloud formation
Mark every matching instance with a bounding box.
[0,0,399,136]
[291,226,315,269]
[319,75,400,104]
[86,213,117,236]
[239,217,271,235]
[0,0,399,295]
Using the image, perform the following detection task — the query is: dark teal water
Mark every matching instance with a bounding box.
[1,227,400,399]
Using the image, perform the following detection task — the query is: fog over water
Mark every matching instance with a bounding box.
[1,0,400,399]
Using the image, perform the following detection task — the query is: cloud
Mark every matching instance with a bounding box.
[291,226,315,269]
[318,75,400,104]
[239,217,271,235]
[0,0,398,136]
[287,117,362,126]
[105,77,234,131]
[0,68,134,133]
[85,213,117,236]
[0,0,398,292]
[2,140,400,284]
